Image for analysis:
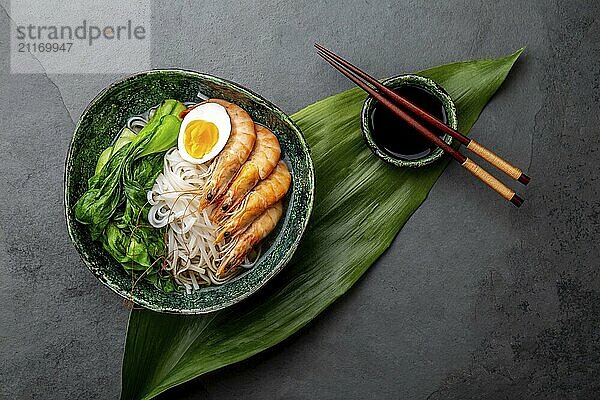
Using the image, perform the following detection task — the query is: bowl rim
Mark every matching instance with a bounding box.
[64,68,315,314]
[360,74,458,168]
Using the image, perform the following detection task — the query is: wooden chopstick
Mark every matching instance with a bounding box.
[316,46,524,207]
[315,43,530,186]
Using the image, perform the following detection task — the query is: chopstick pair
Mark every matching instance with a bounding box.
[315,43,529,207]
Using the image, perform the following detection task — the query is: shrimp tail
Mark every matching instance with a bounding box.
[198,99,256,209]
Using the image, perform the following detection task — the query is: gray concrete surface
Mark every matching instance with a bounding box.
[1,0,599,399]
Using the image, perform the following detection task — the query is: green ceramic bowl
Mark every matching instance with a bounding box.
[65,70,314,314]
[361,74,458,168]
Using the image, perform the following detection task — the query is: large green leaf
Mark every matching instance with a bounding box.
[121,49,524,399]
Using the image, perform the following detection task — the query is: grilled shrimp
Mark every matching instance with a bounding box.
[215,161,291,243]
[217,201,283,278]
[211,125,281,221]
[199,99,256,208]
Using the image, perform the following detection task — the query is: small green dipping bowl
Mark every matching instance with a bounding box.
[65,70,314,314]
[361,74,458,168]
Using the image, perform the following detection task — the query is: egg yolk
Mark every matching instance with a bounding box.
[183,120,219,159]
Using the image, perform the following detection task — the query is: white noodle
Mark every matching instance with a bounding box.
[147,148,258,293]
[148,149,220,291]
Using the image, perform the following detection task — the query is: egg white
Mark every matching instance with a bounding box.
[177,103,231,164]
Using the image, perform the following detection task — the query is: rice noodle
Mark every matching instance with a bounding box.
[147,149,234,292]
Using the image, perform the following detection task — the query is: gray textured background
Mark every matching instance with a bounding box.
[1,0,599,399]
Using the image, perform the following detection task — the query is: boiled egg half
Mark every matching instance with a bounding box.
[177,103,231,164]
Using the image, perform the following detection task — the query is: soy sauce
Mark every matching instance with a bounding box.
[370,85,447,160]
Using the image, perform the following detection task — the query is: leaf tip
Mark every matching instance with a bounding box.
[511,47,526,60]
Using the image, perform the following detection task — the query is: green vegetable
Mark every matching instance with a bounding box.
[76,146,129,239]
[95,128,138,175]
[120,49,524,400]
[75,99,185,240]
[137,115,183,158]
[95,147,113,175]
[117,127,138,142]
[122,153,164,226]
[103,220,164,271]
[76,99,185,292]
